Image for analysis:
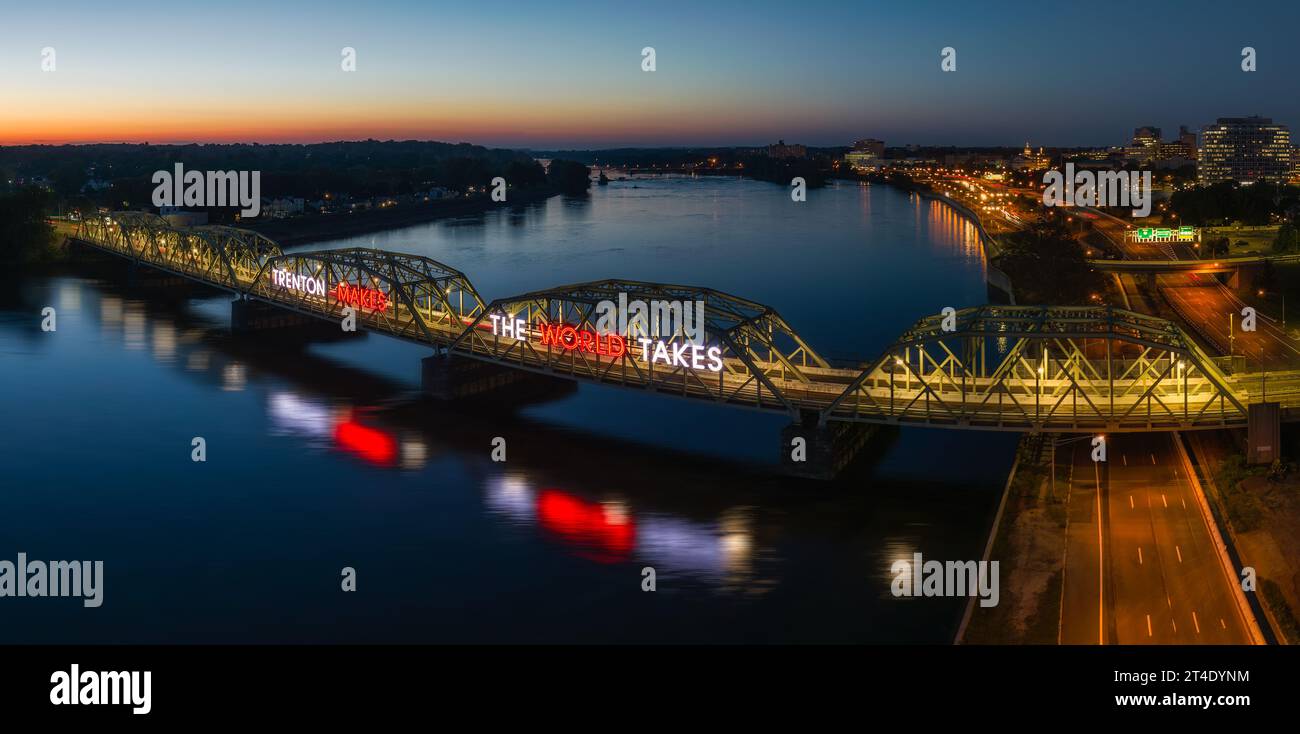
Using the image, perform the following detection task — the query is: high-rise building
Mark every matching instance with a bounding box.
[1198,116,1293,184]
[1132,126,1161,145]
[1179,126,1197,161]
[852,138,885,157]
[1126,126,1162,161]
[844,138,885,171]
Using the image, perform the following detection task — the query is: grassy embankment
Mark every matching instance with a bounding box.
[1193,433,1300,644]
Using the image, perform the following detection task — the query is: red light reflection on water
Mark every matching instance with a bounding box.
[536,489,635,563]
[334,419,397,466]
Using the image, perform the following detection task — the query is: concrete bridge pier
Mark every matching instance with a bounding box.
[1247,402,1281,465]
[1225,266,1260,291]
[781,411,878,480]
[421,353,572,402]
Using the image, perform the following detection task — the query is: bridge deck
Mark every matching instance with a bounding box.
[71,213,1300,432]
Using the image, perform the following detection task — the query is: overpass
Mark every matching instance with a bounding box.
[70,212,1300,472]
[1088,253,1300,274]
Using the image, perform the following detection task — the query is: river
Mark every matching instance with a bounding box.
[0,176,1017,643]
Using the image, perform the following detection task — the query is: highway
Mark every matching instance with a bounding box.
[1162,276,1300,369]
[1084,205,1300,370]
[1058,432,1251,644]
[919,179,1274,644]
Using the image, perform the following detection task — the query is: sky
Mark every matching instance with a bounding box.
[1,0,1298,149]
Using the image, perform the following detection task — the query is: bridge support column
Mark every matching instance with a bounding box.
[1247,402,1281,465]
[421,354,570,401]
[781,412,878,480]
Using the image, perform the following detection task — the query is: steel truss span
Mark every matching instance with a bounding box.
[447,279,830,414]
[74,214,1276,432]
[248,249,487,345]
[823,305,1249,432]
[78,212,282,290]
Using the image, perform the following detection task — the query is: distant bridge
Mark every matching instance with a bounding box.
[70,212,1300,434]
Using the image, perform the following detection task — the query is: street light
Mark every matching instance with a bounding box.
[1258,289,1286,329]
[1229,311,1235,355]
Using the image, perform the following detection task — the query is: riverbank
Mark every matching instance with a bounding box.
[876,176,1007,258]
[871,175,1016,304]
[244,186,561,247]
[958,434,1065,644]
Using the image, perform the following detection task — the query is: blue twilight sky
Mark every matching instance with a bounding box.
[0,0,1297,148]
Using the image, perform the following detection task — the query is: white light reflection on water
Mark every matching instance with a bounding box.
[483,471,760,588]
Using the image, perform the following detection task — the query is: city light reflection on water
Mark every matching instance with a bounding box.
[3,178,1015,643]
[484,473,759,587]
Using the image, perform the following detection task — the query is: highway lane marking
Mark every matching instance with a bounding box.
[1181,497,1186,510]
[1161,493,1168,508]
[1151,453,1157,465]
[1138,547,1143,565]
[1172,619,1177,633]
[1095,460,1104,645]
[1129,495,1134,509]
[1215,282,1300,357]
[1146,614,1153,637]
[1122,454,1127,466]
[1193,611,1201,634]
[1176,545,1182,563]
[1220,618,1227,629]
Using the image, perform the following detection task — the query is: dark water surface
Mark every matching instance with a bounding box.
[1,177,1017,643]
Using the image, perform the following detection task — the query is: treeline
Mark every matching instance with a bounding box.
[592,148,832,188]
[736,154,827,188]
[0,188,57,266]
[1169,181,1300,226]
[544,159,591,194]
[541,148,721,166]
[0,140,554,205]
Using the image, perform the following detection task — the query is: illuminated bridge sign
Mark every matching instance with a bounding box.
[72,212,1296,433]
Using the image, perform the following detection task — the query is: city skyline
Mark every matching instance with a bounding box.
[2,0,1298,148]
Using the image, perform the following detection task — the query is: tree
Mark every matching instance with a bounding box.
[1273,223,1300,253]
[1205,236,1230,258]
[1170,181,1296,226]
[546,159,591,195]
[996,218,1106,305]
[0,188,57,266]
[506,160,547,189]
